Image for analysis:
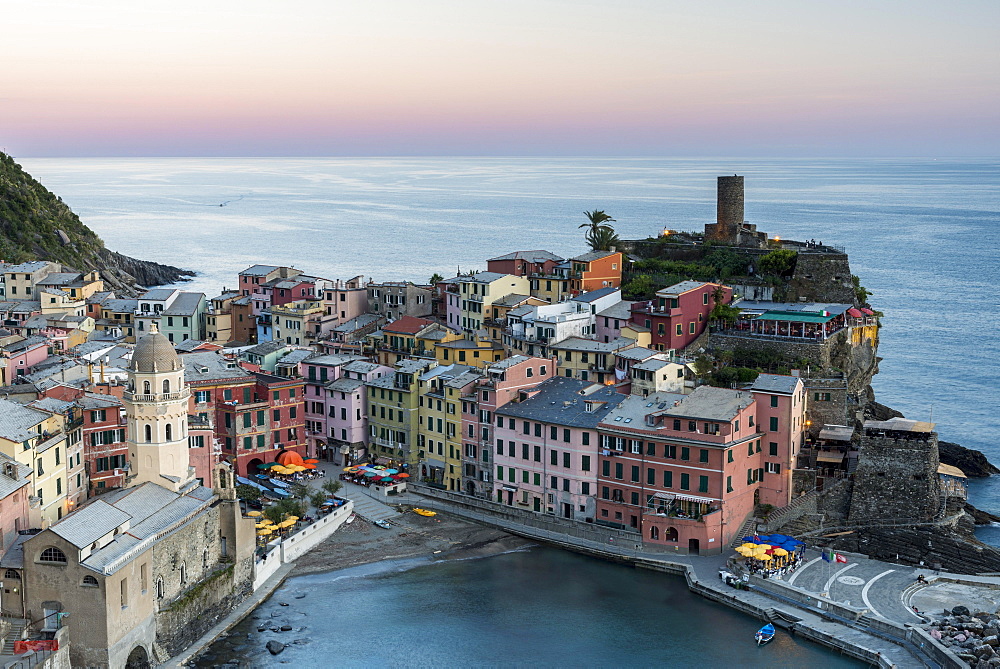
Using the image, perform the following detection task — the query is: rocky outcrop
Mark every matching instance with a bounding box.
[941,441,1000,479]
[966,504,1000,525]
[96,248,194,294]
[0,151,195,294]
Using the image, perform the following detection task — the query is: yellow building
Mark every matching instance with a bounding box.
[484,294,547,343]
[549,336,637,385]
[456,273,531,332]
[206,291,240,343]
[0,398,72,527]
[416,364,481,490]
[366,358,436,467]
[271,300,327,346]
[528,274,572,304]
[434,337,505,368]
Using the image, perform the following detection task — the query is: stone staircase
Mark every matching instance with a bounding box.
[1,618,27,655]
[334,485,400,523]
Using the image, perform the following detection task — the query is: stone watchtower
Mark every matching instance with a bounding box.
[703,176,768,247]
[124,324,194,492]
[848,418,941,524]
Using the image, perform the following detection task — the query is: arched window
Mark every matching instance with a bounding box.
[81,575,99,587]
[144,424,152,442]
[39,547,67,564]
[156,577,164,599]
[162,379,170,394]
[4,569,20,579]
[203,549,209,568]
[143,380,151,394]
[165,424,172,441]
[665,527,679,543]
[650,526,659,540]
[179,563,187,585]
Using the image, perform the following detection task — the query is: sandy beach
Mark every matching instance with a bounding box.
[291,509,534,575]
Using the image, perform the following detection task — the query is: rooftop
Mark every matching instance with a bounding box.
[601,392,687,428]
[596,301,634,320]
[0,398,48,441]
[548,336,636,353]
[615,346,659,362]
[751,374,801,395]
[662,385,753,422]
[487,250,564,263]
[383,316,436,335]
[244,340,288,357]
[240,264,280,277]
[657,280,712,296]
[139,288,178,302]
[495,377,625,428]
[181,351,253,383]
[572,287,620,303]
[570,250,618,263]
[162,292,206,316]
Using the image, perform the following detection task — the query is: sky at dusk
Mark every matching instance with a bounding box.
[4,1,998,157]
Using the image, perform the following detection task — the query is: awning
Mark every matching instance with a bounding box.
[816,452,845,463]
[846,308,863,318]
[501,485,518,492]
[755,310,836,324]
[937,463,967,479]
[860,308,875,315]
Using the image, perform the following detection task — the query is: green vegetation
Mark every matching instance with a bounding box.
[309,491,327,507]
[322,479,343,496]
[708,285,741,325]
[757,249,798,277]
[0,152,105,266]
[235,484,261,503]
[580,210,620,251]
[852,275,871,305]
[429,273,444,285]
[161,563,234,612]
[264,498,306,524]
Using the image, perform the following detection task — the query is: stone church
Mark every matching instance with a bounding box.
[14,326,255,668]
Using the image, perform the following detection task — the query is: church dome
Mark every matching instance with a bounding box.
[130,328,181,373]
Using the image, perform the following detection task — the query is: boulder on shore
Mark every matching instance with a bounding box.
[266,641,285,655]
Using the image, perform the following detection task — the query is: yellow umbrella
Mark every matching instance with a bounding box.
[257,529,272,536]
[286,516,300,522]
[247,510,262,517]
[255,522,269,529]
[279,519,295,528]
[260,519,274,525]
[773,548,788,556]
[270,464,284,471]
[739,543,757,550]
[343,466,358,472]
[759,554,774,561]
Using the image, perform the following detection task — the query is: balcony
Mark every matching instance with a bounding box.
[124,388,191,403]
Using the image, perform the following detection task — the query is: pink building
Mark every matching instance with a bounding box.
[486,250,564,277]
[630,281,732,352]
[595,375,805,554]
[493,377,625,519]
[460,355,557,498]
[0,453,32,555]
[0,337,49,383]
[595,300,634,344]
[322,276,369,323]
[303,355,392,464]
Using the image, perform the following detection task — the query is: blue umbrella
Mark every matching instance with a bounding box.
[384,469,399,475]
[756,535,772,542]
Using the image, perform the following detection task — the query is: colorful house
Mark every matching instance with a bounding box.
[566,251,624,295]
[630,281,732,353]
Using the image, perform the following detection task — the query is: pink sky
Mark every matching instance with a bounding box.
[4,1,998,157]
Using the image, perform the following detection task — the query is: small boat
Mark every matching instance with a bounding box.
[413,508,437,517]
[346,514,356,525]
[373,519,392,529]
[755,623,775,646]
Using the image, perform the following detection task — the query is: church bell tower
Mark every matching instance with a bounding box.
[124,324,194,492]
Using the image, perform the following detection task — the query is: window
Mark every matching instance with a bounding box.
[769,417,779,431]
[727,476,733,493]
[179,563,187,585]
[563,452,571,468]
[163,379,171,394]
[121,577,128,608]
[550,450,558,466]
[680,447,690,461]
[156,577,164,599]
[581,455,590,472]
[145,424,152,442]
[140,563,148,592]
[689,322,696,334]
[581,432,590,446]
[698,476,709,493]
[727,450,734,463]
[614,463,623,480]
[40,547,67,564]
[165,424,172,440]
[630,466,639,482]
[769,442,778,456]
[770,395,778,408]
[647,468,655,485]
[765,462,781,474]
[680,473,689,490]
[699,449,709,463]
[82,575,99,587]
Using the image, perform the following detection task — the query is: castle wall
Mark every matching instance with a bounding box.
[849,431,941,523]
[787,252,856,304]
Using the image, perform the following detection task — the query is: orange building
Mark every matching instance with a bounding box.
[568,251,624,295]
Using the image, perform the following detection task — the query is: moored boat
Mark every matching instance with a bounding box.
[413,508,437,517]
[755,623,775,646]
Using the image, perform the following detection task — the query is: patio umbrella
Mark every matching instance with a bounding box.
[739,543,757,550]
[255,522,269,529]
[396,473,410,478]
[257,529,272,536]
[305,459,319,463]
[343,466,359,472]
[270,464,285,471]
[286,516,300,521]
[257,462,279,469]
[254,474,270,479]
[773,548,788,556]
[246,511,262,517]
[384,469,399,475]
[380,477,393,482]
[364,471,379,477]
[759,554,774,561]
[304,464,317,470]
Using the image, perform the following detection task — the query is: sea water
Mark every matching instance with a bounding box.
[193,547,862,668]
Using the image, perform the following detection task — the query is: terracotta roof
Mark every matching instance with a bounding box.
[383,315,435,335]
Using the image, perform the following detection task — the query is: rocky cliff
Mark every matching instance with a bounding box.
[0,152,194,294]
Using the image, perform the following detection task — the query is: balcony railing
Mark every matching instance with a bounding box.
[124,388,191,403]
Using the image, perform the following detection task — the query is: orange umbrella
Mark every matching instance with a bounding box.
[304,459,319,464]
[304,464,317,470]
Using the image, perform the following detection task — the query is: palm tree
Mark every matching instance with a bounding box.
[428,273,444,285]
[580,210,619,251]
[586,226,620,252]
[580,210,615,235]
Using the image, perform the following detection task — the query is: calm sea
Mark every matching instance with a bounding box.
[17,157,1000,662]
[193,547,862,668]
